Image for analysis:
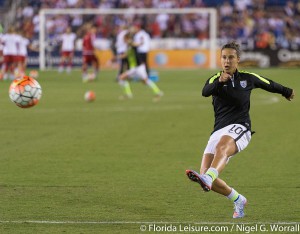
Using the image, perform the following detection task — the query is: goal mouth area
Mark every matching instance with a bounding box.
[38,8,217,70]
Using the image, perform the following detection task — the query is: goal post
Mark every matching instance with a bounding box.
[39,8,217,70]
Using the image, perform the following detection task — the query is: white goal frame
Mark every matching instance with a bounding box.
[39,8,217,70]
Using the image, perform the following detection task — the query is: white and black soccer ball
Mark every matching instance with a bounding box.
[9,76,42,108]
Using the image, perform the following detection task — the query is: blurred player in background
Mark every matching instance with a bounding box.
[115,24,128,80]
[118,32,163,102]
[0,24,3,68]
[0,35,3,70]
[15,31,38,78]
[82,25,99,82]
[186,41,295,219]
[58,27,77,74]
[0,26,21,80]
[132,23,151,75]
[106,26,119,69]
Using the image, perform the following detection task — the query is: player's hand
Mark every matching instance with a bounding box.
[118,53,127,59]
[287,89,295,101]
[219,71,232,83]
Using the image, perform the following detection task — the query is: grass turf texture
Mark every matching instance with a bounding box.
[0,68,299,233]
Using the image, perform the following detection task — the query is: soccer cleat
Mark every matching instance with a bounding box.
[233,195,247,218]
[119,94,133,100]
[82,75,88,83]
[153,91,164,102]
[185,170,212,192]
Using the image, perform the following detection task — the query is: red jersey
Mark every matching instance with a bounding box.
[82,32,96,55]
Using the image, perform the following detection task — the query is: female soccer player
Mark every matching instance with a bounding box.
[186,42,295,218]
[82,25,99,82]
[58,27,76,74]
[118,32,163,102]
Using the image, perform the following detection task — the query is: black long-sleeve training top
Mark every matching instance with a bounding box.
[202,69,293,133]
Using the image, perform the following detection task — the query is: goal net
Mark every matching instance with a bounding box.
[38,8,217,70]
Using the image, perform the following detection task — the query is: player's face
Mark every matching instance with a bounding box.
[91,27,97,34]
[124,34,132,44]
[221,48,240,75]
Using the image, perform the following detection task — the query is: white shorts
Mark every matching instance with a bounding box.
[204,124,251,155]
[126,64,147,80]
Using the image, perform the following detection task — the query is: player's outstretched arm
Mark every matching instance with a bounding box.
[251,73,294,100]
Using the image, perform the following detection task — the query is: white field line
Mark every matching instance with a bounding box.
[0,220,298,225]
[256,95,279,105]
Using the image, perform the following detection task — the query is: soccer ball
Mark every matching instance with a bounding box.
[84,90,96,102]
[29,70,39,79]
[9,76,42,108]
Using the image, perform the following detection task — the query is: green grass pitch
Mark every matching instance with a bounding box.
[0,68,299,233]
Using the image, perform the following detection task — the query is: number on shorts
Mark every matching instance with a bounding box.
[228,125,243,135]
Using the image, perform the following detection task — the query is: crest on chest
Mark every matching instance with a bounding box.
[240,80,247,88]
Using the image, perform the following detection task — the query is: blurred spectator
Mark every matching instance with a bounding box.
[148,15,161,38]
[66,0,79,7]
[296,0,300,14]
[181,15,194,37]
[243,10,255,38]
[154,0,174,8]
[53,15,69,34]
[32,13,40,38]
[23,18,34,39]
[194,14,209,39]
[164,14,177,37]
[71,15,83,32]
[234,0,253,12]
[255,29,275,49]
[98,0,114,9]
[156,13,169,37]
[284,1,295,17]
[22,5,34,18]
[268,12,285,39]
[219,1,233,21]
[45,16,56,39]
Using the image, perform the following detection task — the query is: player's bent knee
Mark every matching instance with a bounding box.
[215,143,230,157]
[215,136,237,156]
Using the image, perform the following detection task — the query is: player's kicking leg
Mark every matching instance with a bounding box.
[118,70,133,99]
[186,151,247,218]
[139,64,163,101]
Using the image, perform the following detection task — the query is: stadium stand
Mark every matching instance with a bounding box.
[2,0,300,50]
